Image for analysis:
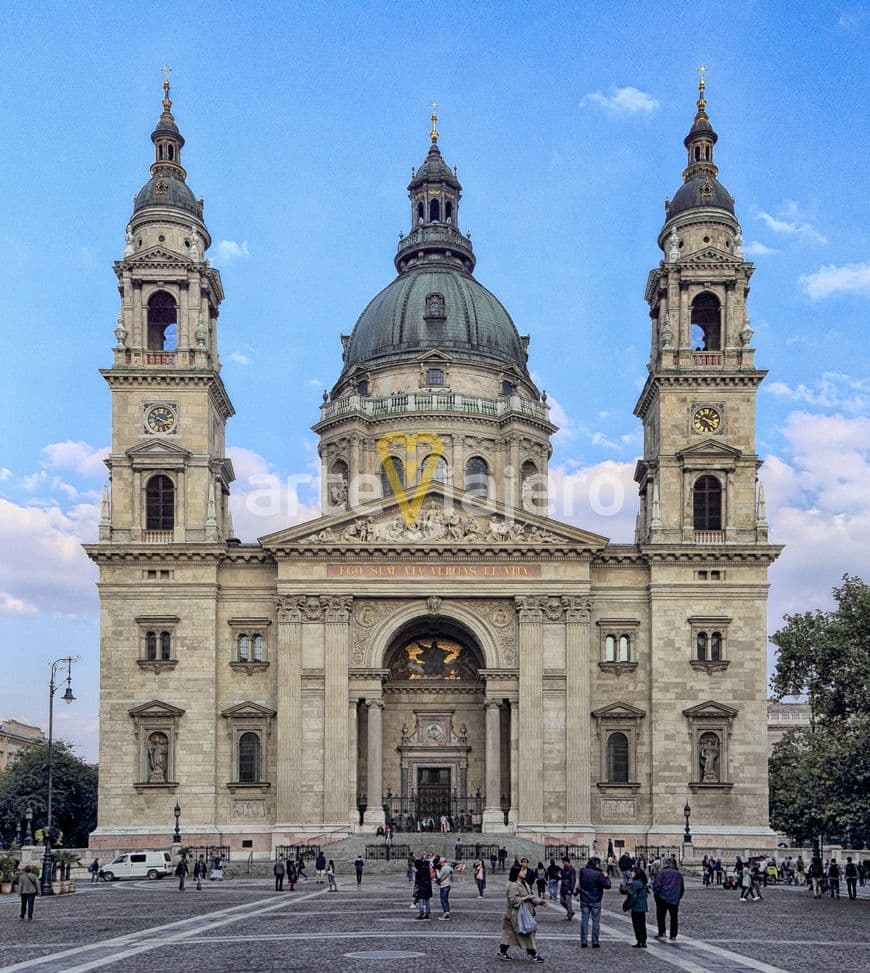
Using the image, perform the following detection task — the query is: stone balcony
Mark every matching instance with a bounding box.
[316,391,551,426]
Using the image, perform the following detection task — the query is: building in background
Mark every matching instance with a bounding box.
[767,699,812,753]
[87,75,781,853]
[0,720,44,770]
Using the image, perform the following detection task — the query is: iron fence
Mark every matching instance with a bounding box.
[183,844,230,863]
[365,843,411,862]
[381,791,485,833]
[543,843,589,863]
[634,846,680,862]
[275,844,321,862]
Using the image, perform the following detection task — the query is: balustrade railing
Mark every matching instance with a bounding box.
[145,352,176,366]
[143,530,174,544]
[694,530,725,544]
[319,392,549,424]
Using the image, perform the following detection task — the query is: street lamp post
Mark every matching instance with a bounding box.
[24,804,33,845]
[173,802,182,843]
[42,656,78,895]
[683,801,693,844]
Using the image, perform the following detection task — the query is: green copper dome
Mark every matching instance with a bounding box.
[343,265,528,373]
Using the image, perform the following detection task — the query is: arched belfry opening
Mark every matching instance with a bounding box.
[360,617,498,831]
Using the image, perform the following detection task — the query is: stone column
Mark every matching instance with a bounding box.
[348,699,359,828]
[565,597,593,826]
[132,283,142,348]
[275,598,303,824]
[679,281,690,350]
[482,698,504,831]
[323,596,352,823]
[363,699,385,828]
[508,698,519,826]
[516,597,544,825]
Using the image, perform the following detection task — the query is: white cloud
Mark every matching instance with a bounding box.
[753,203,826,245]
[745,241,779,257]
[549,460,638,542]
[41,441,109,478]
[0,497,99,617]
[0,467,11,481]
[799,260,870,300]
[228,351,253,366]
[580,86,660,117]
[543,392,575,442]
[213,240,251,263]
[765,372,870,414]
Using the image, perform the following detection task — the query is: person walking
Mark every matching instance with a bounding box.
[827,859,841,899]
[535,862,547,899]
[490,850,498,874]
[436,857,453,919]
[546,858,561,901]
[624,865,649,947]
[295,854,307,881]
[498,863,546,962]
[576,856,611,947]
[18,865,40,920]
[326,859,338,892]
[175,857,188,891]
[845,857,858,900]
[498,846,508,871]
[454,837,463,861]
[414,857,432,919]
[559,856,577,920]
[89,857,101,884]
[315,851,327,884]
[354,855,365,886]
[193,855,207,891]
[651,857,684,940]
[273,857,286,892]
[714,858,723,886]
[286,858,297,891]
[618,851,633,890]
[474,858,486,897]
[739,863,753,901]
[750,862,763,901]
[809,856,823,898]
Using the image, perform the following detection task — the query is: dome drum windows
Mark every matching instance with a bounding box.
[380,455,406,498]
[229,618,271,675]
[688,617,731,672]
[136,615,179,673]
[464,456,490,498]
[597,619,640,674]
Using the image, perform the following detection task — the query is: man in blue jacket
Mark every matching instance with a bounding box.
[652,857,685,940]
[576,857,611,947]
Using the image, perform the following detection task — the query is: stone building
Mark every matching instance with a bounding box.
[87,77,781,853]
[0,720,44,770]
[767,699,812,754]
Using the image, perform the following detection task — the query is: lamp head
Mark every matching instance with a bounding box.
[62,685,76,704]
[174,802,181,819]
[684,802,691,817]
[25,805,33,820]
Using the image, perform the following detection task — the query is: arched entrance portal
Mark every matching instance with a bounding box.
[380,619,487,831]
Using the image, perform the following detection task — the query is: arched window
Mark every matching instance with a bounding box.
[606,732,629,783]
[421,455,449,484]
[145,475,175,530]
[252,634,263,661]
[693,475,722,531]
[429,198,440,222]
[604,635,616,662]
[329,460,349,508]
[465,456,489,497]
[380,456,406,497]
[160,631,171,661]
[696,631,708,661]
[147,291,178,351]
[417,201,424,222]
[618,635,630,662]
[238,634,250,662]
[238,732,261,783]
[710,631,721,661]
[167,144,175,161]
[146,631,157,661]
[445,200,454,222]
[690,292,721,351]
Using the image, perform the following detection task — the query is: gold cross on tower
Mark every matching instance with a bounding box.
[430,101,439,143]
[697,63,707,92]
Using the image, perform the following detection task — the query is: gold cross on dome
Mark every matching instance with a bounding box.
[161,64,172,82]
[430,101,439,142]
[697,63,707,89]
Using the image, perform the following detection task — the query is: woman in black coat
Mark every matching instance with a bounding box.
[415,858,433,919]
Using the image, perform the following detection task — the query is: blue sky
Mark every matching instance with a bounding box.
[1,1,868,760]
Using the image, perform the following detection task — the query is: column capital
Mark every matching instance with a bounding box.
[514,595,545,622]
[276,594,353,623]
[483,698,503,711]
[366,698,385,711]
[563,596,593,623]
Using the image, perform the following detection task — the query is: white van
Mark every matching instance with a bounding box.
[100,851,172,881]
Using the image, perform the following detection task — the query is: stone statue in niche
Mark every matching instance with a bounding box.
[668,228,680,262]
[124,224,134,256]
[698,732,721,783]
[146,731,169,783]
[328,472,348,509]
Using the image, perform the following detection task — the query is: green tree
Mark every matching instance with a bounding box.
[0,740,98,848]
[769,575,870,846]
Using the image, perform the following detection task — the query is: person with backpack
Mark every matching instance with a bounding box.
[827,859,841,899]
[809,857,823,898]
[576,856,611,947]
[845,857,858,900]
[18,865,40,920]
[624,865,649,947]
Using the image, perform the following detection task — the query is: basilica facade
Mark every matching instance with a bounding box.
[88,77,781,853]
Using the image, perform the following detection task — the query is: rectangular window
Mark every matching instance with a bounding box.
[425,368,444,386]
[131,854,147,863]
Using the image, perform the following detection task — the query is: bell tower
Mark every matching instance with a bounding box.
[100,72,235,545]
[634,73,768,546]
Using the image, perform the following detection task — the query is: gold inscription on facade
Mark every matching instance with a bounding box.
[327,563,541,579]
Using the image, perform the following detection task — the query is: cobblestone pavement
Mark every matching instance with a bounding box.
[1,873,868,973]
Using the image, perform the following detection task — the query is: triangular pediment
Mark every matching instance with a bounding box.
[417,349,452,364]
[220,701,277,719]
[259,481,609,552]
[592,701,647,720]
[129,699,186,718]
[126,244,190,266]
[677,439,742,461]
[126,439,191,459]
[682,699,738,719]
[680,245,741,267]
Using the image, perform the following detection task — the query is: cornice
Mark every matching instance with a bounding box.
[100,369,235,419]
[84,544,275,566]
[640,544,783,564]
[633,369,767,419]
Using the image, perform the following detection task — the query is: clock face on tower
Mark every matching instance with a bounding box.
[144,403,178,435]
[692,406,721,434]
